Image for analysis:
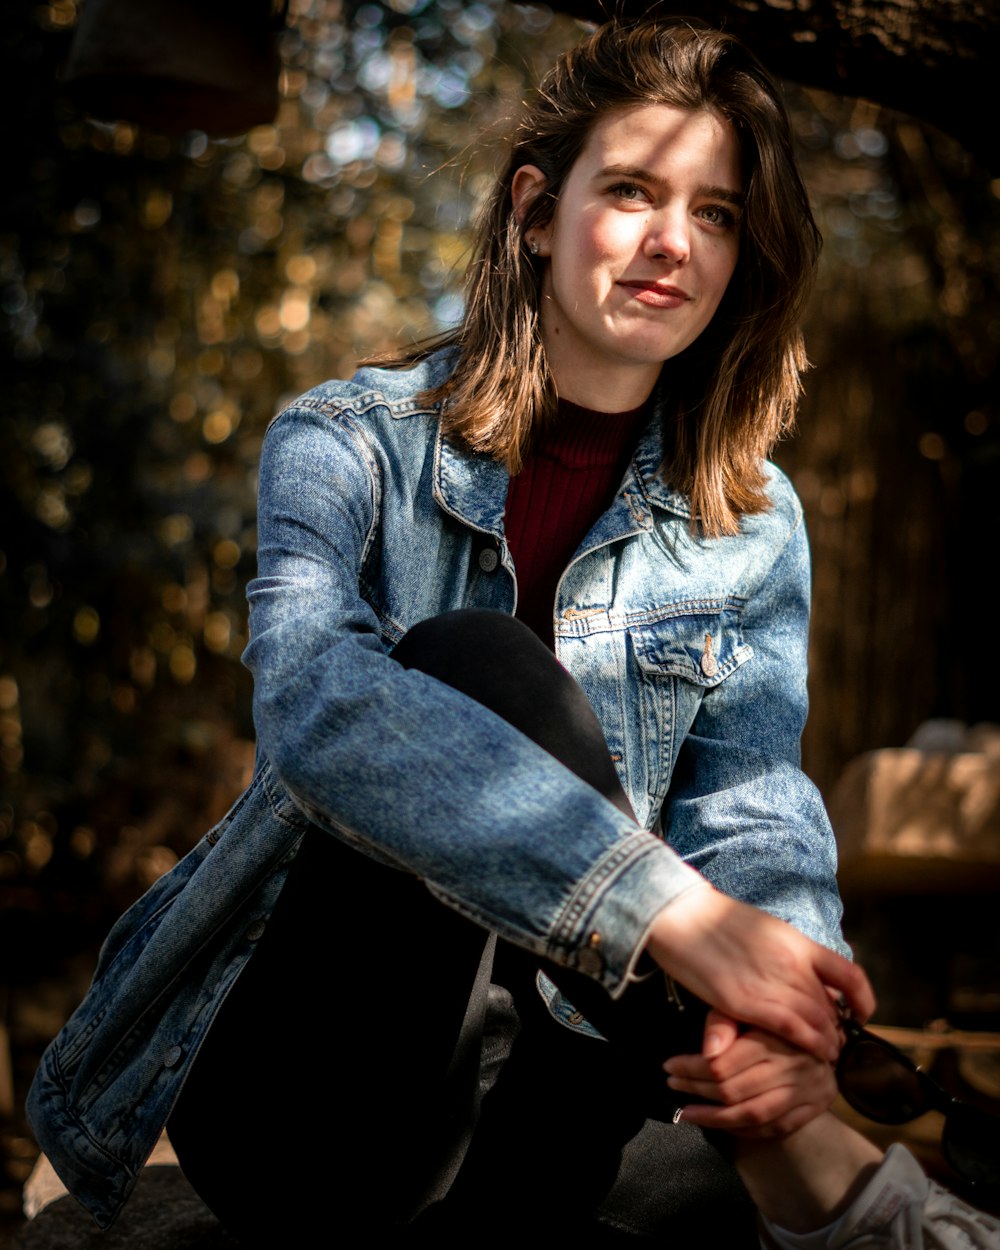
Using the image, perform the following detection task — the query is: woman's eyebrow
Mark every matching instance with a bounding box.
[594,164,745,206]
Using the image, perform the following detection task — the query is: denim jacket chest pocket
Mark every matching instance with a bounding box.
[627,602,753,816]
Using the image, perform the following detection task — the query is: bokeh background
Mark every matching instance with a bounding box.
[2,0,999,1234]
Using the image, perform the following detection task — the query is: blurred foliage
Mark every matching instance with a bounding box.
[0,0,583,968]
[1,0,999,976]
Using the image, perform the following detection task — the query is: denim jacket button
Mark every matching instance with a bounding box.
[162,1045,182,1068]
[245,919,267,942]
[477,547,499,573]
[700,633,718,678]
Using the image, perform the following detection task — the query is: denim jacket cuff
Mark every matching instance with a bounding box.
[548,832,703,997]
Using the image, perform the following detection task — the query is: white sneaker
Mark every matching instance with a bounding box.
[760,1144,1000,1249]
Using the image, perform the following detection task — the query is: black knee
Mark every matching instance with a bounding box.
[392,609,633,819]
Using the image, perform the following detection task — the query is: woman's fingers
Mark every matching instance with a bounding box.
[663,1019,840,1138]
[666,1052,820,1106]
[677,1090,833,1138]
[665,1033,777,1082]
[645,885,865,1062]
[702,1007,739,1058]
[752,992,839,1064]
[814,945,876,1023]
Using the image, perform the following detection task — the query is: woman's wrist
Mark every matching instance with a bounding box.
[644,880,720,973]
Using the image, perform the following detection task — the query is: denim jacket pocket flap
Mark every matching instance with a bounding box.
[629,606,752,687]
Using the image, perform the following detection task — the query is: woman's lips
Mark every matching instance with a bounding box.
[618,280,691,308]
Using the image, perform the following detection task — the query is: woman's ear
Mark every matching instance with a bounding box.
[511,164,551,256]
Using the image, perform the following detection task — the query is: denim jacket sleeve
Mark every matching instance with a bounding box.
[653,502,848,955]
[242,400,703,995]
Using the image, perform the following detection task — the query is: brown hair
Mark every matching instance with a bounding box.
[407,20,820,536]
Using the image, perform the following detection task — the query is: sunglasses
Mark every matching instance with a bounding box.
[836,1016,1000,1189]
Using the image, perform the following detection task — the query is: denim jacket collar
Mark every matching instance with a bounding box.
[630,408,695,521]
[432,386,693,550]
[433,428,508,541]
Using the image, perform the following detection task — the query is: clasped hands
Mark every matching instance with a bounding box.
[643,881,875,1139]
[663,1009,839,1138]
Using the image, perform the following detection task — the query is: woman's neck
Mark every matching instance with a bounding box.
[549,364,659,412]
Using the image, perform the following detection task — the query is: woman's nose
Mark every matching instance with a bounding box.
[645,209,690,265]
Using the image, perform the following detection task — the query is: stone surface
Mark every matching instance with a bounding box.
[13,1167,238,1250]
[16,1121,758,1246]
[828,723,1000,892]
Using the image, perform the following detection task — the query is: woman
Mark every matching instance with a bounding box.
[28,19,999,1248]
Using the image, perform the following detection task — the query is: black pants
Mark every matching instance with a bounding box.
[168,611,755,1244]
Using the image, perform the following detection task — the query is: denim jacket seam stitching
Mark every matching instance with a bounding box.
[635,654,750,685]
[288,393,440,421]
[37,1050,140,1189]
[548,834,663,951]
[204,766,269,843]
[553,597,750,639]
[54,1102,131,1178]
[259,763,314,832]
[623,596,748,625]
[645,668,672,805]
[327,411,382,573]
[58,867,206,1068]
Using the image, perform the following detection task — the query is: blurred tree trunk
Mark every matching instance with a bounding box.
[557,1,998,167]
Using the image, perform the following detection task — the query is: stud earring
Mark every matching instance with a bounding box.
[527,238,539,255]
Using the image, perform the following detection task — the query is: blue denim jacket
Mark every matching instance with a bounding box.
[28,348,846,1227]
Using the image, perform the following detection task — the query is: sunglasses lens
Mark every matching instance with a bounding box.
[943,1102,1000,1188]
[838,1035,929,1124]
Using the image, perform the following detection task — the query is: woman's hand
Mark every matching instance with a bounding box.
[644,883,873,1063]
[662,1009,838,1138]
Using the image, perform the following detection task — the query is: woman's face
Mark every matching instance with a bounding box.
[513,103,743,410]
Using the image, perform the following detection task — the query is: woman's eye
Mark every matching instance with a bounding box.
[610,183,646,203]
[699,204,738,229]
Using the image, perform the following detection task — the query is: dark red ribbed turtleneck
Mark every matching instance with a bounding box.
[504,398,648,646]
